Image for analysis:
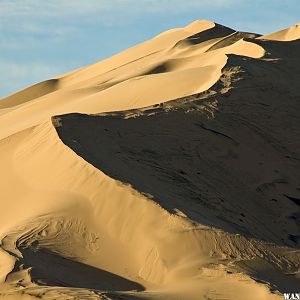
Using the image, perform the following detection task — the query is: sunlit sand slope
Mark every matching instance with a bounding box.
[259,23,300,41]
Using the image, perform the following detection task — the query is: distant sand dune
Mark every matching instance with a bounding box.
[258,23,300,41]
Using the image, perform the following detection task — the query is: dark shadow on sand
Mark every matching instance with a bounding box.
[20,246,144,292]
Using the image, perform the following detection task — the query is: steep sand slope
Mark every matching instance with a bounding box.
[0,20,300,300]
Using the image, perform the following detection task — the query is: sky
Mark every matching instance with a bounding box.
[0,0,299,98]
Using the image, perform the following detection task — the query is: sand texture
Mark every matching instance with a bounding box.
[0,20,299,299]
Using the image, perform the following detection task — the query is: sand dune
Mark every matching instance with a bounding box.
[259,23,300,41]
[0,20,300,299]
[0,21,264,140]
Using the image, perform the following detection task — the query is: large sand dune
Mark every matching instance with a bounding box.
[0,20,300,299]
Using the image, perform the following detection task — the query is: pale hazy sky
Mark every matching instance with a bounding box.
[0,0,299,97]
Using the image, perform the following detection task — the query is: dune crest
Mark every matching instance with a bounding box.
[0,20,265,140]
[184,19,215,33]
[0,20,300,299]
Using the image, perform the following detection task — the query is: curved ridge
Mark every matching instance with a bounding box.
[0,21,266,141]
[0,118,298,299]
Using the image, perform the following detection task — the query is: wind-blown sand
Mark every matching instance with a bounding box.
[0,20,299,300]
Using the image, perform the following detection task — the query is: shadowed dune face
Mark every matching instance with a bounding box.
[207,31,261,51]
[19,246,144,292]
[0,20,300,300]
[55,40,300,248]
[183,23,235,45]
